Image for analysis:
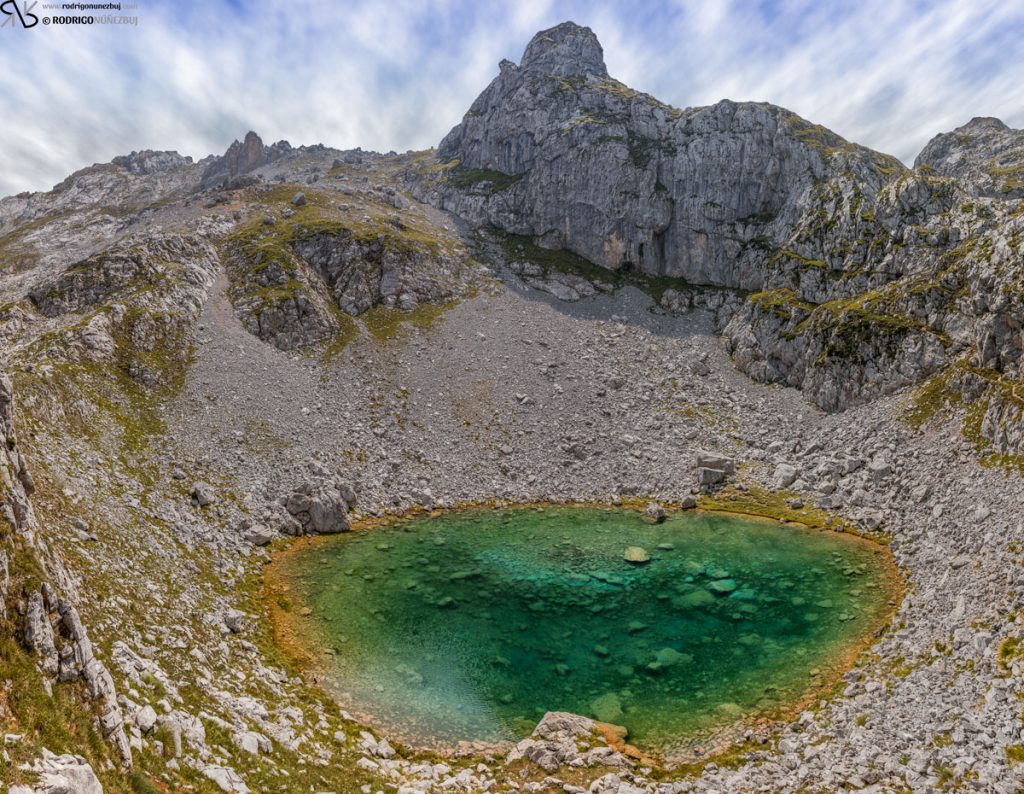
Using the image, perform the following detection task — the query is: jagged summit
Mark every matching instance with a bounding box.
[200,130,292,189]
[437,21,904,290]
[519,21,607,78]
[111,149,192,176]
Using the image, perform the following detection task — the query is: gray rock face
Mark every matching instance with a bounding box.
[519,21,608,78]
[428,20,1024,461]
[294,232,458,318]
[24,590,58,675]
[200,131,292,189]
[722,119,1024,460]
[225,221,466,351]
[431,22,903,291]
[111,149,192,176]
[916,117,1024,198]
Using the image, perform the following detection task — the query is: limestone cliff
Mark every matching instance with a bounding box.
[425,20,1024,466]
[428,21,905,292]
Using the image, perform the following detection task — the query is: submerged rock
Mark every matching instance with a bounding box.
[647,647,693,672]
[673,590,715,609]
[623,547,650,564]
[590,692,624,723]
[643,503,666,524]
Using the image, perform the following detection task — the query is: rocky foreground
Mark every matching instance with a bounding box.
[1,19,1023,794]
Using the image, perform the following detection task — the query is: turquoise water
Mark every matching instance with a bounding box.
[274,507,894,754]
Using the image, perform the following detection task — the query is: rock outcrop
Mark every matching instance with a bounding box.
[111,149,193,176]
[429,21,904,291]
[916,116,1024,198]
[723,125,1024,456]
[222,186,469,351]
[9,749,103,794]
[201,131,293,189]
[505,711,633,772]
[265,464,357,536]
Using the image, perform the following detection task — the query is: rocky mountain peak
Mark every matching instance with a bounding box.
[519,21,607,78]
[916,115,1023,197]
[200,130,292,189]
[436,21,903,291]
[959,116,1010,133]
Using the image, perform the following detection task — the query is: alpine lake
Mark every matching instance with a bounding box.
[267,505,899,762]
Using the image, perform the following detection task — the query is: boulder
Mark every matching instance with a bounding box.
[135,705,158,734]
[695,451,735,488]
[695,451,736,474]
[23,591,58,676]
[283,474,355,535]
[191,481,217,507]
[202,764,250,794]
[773,464,799,488]
[9,750,103,794]
[242,523,276,546]
[223,609,247,634]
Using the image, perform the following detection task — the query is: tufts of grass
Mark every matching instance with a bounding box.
[448,167,522,193]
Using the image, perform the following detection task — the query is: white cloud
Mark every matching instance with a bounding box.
[0,0,1021,196]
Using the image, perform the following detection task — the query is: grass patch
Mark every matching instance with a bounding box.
[627,131,677,169]
[667,737,761,777]
[698,484,862,535]
[448,167,522,193]
[361,299,460,342]
[999,636,1024,671]
[748,288,814,321]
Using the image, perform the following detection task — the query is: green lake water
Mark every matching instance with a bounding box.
[273,506,895,754]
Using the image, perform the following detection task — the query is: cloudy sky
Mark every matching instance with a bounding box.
[1,0,1022,197]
